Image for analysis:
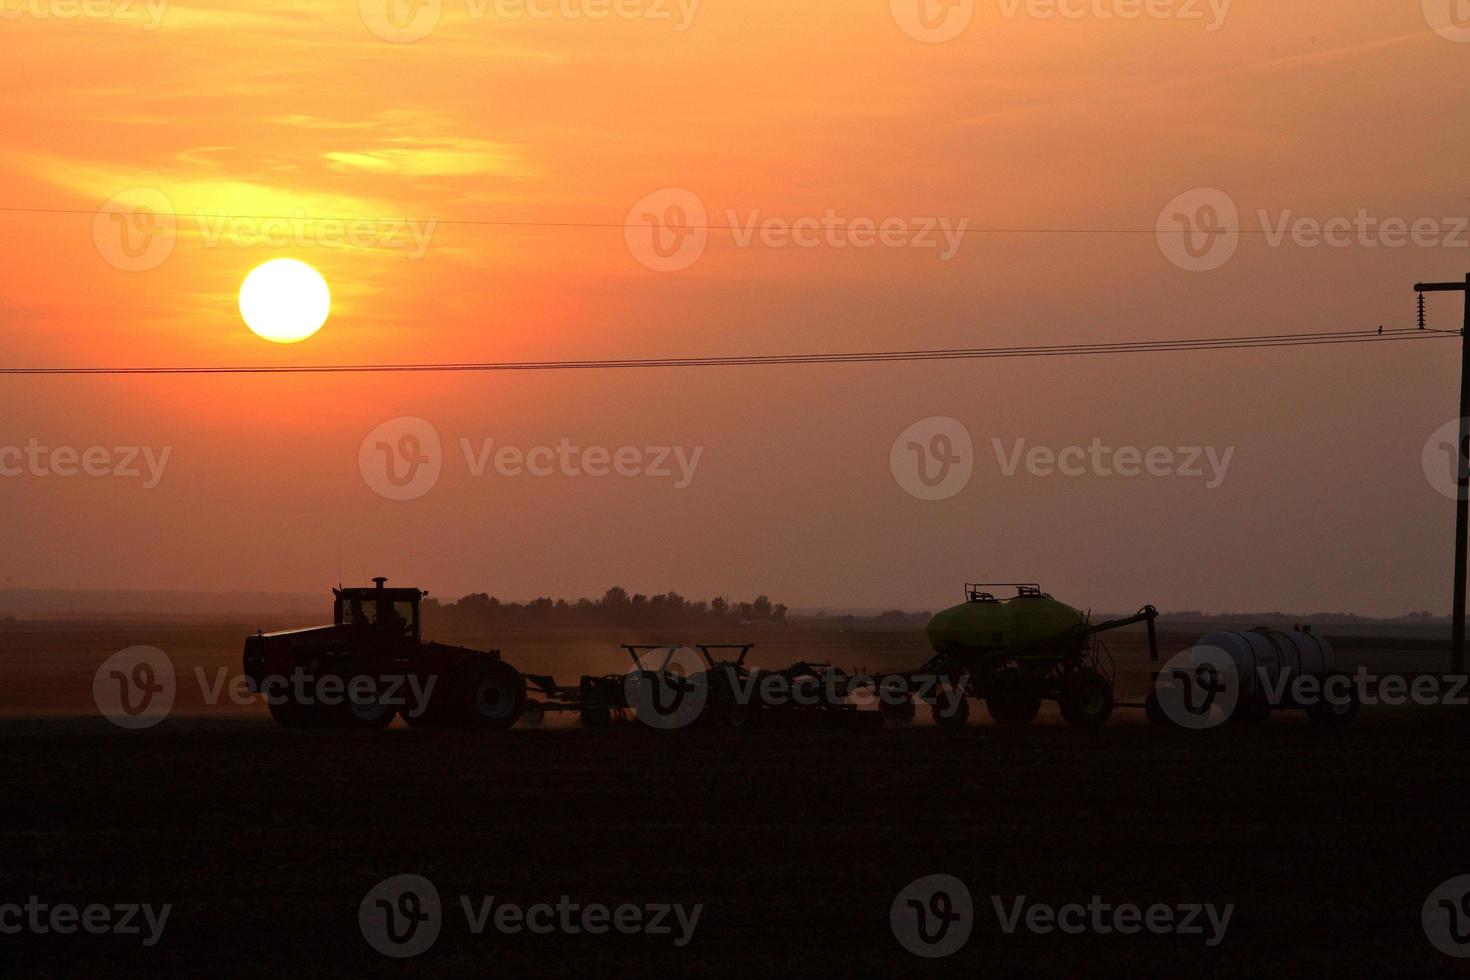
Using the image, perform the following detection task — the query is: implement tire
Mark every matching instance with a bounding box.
[1059,669,1115,730]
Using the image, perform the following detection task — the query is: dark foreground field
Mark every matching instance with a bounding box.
[2,621,1468,976]
[2,714,1469,976]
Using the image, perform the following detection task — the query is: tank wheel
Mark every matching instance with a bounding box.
[986,696,1041,727]
[931,696,971,729]
[1228,691,1272,726]
[1059,670,1115,729]
[1144,688,1176,728]
[879,698,917,725]
[520,699,546,727]
[1306,673,1359,726]
[580,706,612,728]
[724,704,761,729]
[451,659,526,729]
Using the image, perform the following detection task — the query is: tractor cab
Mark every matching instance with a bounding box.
[333,577,423,651]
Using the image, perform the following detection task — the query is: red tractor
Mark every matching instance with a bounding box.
[243,578,526,729]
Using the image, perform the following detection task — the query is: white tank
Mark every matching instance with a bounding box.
[1194,628,1334,696]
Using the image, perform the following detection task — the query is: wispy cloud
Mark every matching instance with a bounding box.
[325,136,527,178]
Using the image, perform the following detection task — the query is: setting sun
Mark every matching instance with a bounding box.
[238,258,330,344]
[5,2,1470,974]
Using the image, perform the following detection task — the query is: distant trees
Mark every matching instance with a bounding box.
[423,586,789,630]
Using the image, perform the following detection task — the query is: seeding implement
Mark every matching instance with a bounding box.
[245,578,1166,731]
[858,583,1159,730]
[520,644,681,728]
[686,644,879,729]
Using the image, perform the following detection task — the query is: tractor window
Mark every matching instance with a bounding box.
[338,599,377,626]
[337,596,417,638]
[380,601,416,637]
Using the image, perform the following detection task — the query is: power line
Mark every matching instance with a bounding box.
[0,204,1280,235]
[0,328,1451,376]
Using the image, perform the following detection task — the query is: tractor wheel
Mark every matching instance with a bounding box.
[1306,673,1359,726]
[878,698,917,725]
[986,696,1041,727]
[520,699,546,727]
[399,673,447,728]
[455,660,526,729]
[346,698,396,730]
[337,676,397,730]
[400,703,438,728]
[931,696,971,729]
[267,697,323,729]
[1059,670,1115,729]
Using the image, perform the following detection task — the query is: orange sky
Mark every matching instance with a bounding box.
[1,2,1468,615]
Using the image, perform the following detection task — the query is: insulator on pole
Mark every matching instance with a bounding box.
[1419,292,1428,329]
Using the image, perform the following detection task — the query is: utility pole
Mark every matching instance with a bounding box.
[1415,274,1470,673]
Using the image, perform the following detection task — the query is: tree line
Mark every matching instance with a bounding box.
[423,587,788,629]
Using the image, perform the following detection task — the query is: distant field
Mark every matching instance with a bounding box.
[0,618,1456,721]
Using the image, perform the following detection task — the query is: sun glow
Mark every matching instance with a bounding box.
[238,258,331,343]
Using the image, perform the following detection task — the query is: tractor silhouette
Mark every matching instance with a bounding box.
[243,577,525,729]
